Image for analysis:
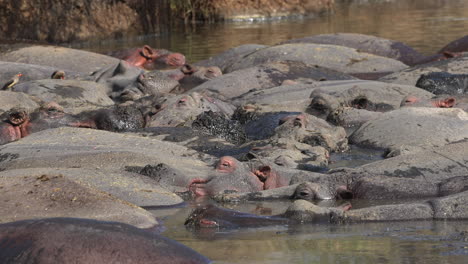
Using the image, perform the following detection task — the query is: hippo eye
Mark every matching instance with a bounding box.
[220,162,231,168]
[299,191,310,197]
[293,117,302,127]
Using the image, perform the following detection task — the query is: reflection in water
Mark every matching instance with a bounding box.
[71,0,468,263]
[155,203,468,264]
[73,0,468,63]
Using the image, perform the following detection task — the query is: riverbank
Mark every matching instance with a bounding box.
[0,0,334,43]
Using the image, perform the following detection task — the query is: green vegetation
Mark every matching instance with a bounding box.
[169,0,218,23]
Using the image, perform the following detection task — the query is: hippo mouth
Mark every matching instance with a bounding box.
[188,178,211,197]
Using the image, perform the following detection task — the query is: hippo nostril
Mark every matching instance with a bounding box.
[299,191,310,197]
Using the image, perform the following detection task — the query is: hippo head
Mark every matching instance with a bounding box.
[293,182,353,200]
[273,113,348,152]
[148,92,235,127]
[188,156,288,197]
[125,45,186,71]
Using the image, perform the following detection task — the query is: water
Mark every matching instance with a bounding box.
[71,0,468,63]
[70,0,468,262]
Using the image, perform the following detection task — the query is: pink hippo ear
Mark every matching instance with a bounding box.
[141,45,156,60]
[440,97,456,108]
[181,64,196,75]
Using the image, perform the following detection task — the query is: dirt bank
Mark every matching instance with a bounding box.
[0,0,334,43]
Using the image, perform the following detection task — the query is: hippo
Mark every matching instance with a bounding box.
[279,33,425,66]
[108,45,186,70]
[379,54,468,86]
[306,80,433,121]
[438,35,468,54]
[147,92,236,127]
[194,44,268,72]
[0,45,120,73]
[173,64,223,93]
[191,60,354,100]
[349,107,468,157]
[415,71,468,95]
[0,61,84,84]
[225,43,408,76]
[0,91,41,115]
[185,204,289,229]
[13,79,115,114]
[0,218,211,264]
[188,156,290,197]
[185,202,351,229]
[0,104,79,145]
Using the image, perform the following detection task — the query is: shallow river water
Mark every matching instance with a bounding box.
[71,0,468,263]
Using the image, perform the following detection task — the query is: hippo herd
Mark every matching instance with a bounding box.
[0,32,468,263]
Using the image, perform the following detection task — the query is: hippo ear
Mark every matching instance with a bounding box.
[141,45,155,59]
[351,97,369,109]
[441,97,456,108]
[181,64,195,74]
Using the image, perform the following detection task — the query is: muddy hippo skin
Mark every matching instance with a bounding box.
[415,72,468,95]
[438,35,468,54]
[280,33,425,66]
[225,43,408,76]
[0,104,77,145]
[172,64,223,93]
[306,80,433,121]
[189,156,289,197]
[194,44,268,72]
[0,218,211,264]
[185,204,289,229]
[109,45,186,70]
[0,61,84,83]
[402,94,468,111]
[148,92,236,127]
[349,107,468,156]
[379,54,468,86]
[0,45,120,73]
[191,61,355,100]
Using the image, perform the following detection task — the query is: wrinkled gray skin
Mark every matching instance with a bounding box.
[91,61,181,102]
[0,45,120,73]
[191,61,355,100]
[148,92,236,127]
[306,80,433,121]
[225,43,408,75]
[0,170,159,227]
[195,44,268,72]
[175,65,223,93]
[13,79,114,114]
[233,83,321,112]
[0,61,85,83]
[349,107,468,157]
[0,218,211,264]
[379,54,468,85]
[0,91,40,115]
[279,33,425,66]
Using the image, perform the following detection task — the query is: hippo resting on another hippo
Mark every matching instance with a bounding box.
[0,218,211,264]
[194,44,268,72]
[349,107,468,157]
[279,33,425,66]
[0,61,85,84]
[224,42,408,78]
[306,80,433,128]
[0,45,121,73]
[379,54,468,86]
[191,60,355,100]
[108,45,186,70]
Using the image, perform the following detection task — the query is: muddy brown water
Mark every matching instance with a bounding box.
[69,0,468,263]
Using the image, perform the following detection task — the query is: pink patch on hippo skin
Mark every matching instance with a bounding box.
[166,53,186,67]
[188,179,210,197]
[434,97,456,108]
[199,219,218,228]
